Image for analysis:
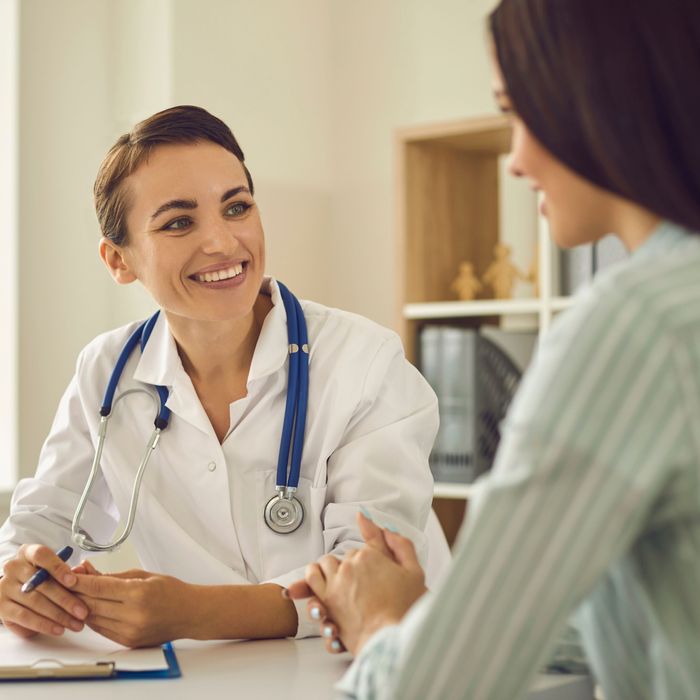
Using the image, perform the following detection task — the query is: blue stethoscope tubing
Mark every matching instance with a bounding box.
[71,282,309,551]
[275,281,309,495]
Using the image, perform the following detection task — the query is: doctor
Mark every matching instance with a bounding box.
[0,105,443,647]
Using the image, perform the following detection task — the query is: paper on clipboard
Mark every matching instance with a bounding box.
[0,626,172,678]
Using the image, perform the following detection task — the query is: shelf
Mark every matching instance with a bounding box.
[433,482,477,499]
[549,296,576,312]
[404,298,541,320]
[397,115,511,153]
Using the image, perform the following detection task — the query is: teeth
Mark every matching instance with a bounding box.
[195,263,244,283]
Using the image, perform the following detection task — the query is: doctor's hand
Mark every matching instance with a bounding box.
[72,568,192,648]
[0,544,89,638]
[71,559,102,576]
[288,513,427,656]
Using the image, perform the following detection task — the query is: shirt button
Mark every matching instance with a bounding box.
[207,461,217,472]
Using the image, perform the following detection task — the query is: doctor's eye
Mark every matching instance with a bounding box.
[161,216,193,232]
[225,202,252,218]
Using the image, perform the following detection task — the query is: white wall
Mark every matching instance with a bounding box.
[11,0,500,489]
[327,0,499,326]
[18,0,115,479]
[0,0,18,493]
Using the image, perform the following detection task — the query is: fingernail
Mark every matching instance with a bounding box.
[52,625,64,636]
[359,506,374,521]
[74,605,88,619]
[280,588,290,599]
[310,607,321,620]
[70,620,84,632]
[323,625,334,638]
[331,640,342,652]
[63,573,77,587]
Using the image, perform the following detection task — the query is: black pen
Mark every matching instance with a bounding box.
[20,545,73,594]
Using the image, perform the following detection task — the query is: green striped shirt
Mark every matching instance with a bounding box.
[339,221,700,699]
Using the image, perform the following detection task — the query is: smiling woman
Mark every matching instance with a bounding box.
[0,106,448,648]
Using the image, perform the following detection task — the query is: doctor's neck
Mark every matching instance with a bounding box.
[165,293,273,385]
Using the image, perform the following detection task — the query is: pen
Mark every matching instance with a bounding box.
[20,545,73,594]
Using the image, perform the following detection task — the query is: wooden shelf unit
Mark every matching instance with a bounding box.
[395,115,571,544]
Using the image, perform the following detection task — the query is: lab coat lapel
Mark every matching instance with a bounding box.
[131,312,215,437]
[247,278,290,384]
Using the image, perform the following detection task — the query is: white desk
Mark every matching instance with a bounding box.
[2,635,593,699]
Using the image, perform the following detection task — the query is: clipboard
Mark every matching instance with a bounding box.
[0,627,181,682]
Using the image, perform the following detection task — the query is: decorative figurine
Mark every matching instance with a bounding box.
[451,261,482,301]
[482,243,524,299]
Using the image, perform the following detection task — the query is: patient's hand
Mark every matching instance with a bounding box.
[287,512,427,656]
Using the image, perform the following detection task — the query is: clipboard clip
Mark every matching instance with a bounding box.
[0,658,116,680]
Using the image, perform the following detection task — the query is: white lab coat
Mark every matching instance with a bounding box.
[0,278,440,637]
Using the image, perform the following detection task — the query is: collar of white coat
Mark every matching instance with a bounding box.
[131,276,293,390]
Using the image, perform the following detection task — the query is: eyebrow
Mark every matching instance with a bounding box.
[150,198,197,221]
[221,186,250,202]
[150,186,251,221]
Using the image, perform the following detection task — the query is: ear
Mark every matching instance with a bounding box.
[99,237,137,284]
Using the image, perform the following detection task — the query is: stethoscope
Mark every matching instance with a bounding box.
[71,281,309,552]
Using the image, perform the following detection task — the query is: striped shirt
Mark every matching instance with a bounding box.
[338,220,700,700]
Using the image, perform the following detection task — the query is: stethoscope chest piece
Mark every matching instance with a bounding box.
[264,493,304,534]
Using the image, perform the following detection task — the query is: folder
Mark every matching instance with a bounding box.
[0,626,181,681]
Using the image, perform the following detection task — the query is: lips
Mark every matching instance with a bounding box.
[189,261,248,283]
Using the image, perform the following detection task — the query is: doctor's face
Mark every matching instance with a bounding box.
[104,140,265,323]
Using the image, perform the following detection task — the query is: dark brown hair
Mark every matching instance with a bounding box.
[490,0,700,231]
[94,105,254,245]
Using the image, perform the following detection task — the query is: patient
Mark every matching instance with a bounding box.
[288,0,700,697]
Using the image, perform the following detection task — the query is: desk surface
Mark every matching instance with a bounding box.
[1,636,349,698]
[2,635,592,699]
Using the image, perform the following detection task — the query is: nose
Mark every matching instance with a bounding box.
[200,217,239,255]
[506,152,524,179]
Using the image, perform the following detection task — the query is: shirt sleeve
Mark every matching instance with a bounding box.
[336,288,687,697]
[0,351,120,568]
[265,334,440,638]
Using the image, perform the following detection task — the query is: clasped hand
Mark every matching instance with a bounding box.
[287,512,428,656]
[70,563,192,647]
[0,545,191,648]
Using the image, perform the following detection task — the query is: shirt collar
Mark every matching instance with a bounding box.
[131,311,180,388]
[248,277,290,383]
[131,276,290,390]
[631,219,697,262]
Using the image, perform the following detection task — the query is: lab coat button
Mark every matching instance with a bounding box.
[207,461,217,472]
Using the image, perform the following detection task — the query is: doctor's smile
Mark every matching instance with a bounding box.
[189,261,247,286]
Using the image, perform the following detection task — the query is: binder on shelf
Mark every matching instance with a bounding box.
[419,325,533,484]
[0,627,181,682]
[559,244,593,295]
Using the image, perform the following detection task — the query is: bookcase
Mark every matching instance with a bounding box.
[395,115,574,545]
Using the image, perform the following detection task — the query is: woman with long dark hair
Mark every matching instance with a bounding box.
[290,1,700,697]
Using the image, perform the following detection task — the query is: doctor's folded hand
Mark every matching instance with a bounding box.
[0,544,88,638]
[70,564,297,648]
[287,512,428,657]
[72,567,219,648]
